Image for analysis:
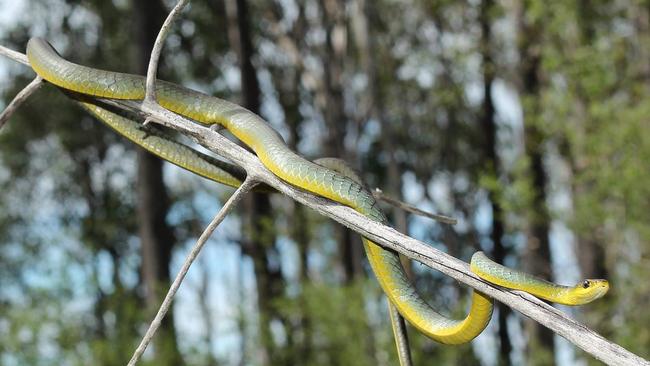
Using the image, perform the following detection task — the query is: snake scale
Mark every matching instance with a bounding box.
[25,37,609,359]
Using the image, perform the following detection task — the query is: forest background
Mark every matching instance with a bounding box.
[0,0,648,365]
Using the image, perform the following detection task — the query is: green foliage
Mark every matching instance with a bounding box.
[530,0,650,360]
[274,280,392,365]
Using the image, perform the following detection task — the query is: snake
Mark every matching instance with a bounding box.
[25,37,609,356]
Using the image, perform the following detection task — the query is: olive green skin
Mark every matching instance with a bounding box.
[471,252,609,306]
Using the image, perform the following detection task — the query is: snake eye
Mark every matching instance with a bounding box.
[582,280,590,289]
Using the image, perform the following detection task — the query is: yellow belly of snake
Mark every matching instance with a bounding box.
[25,37,609,353]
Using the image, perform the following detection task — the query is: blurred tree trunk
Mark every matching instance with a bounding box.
[317,0,363,282]
[480,1,512,364]
[132,0,183,364]
[358,0,410,277]
[636,2,650,84]
[352,0,403,361]
[517,1,556,360]
[265,0,309,283]
[267,2,312,360]
[78,147,139,364]
[225,0,285,364]
[286,91,312,364]
[569,0,608,280]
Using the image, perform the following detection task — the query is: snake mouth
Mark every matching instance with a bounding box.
[591,287,609,302]
[584,279,610,302]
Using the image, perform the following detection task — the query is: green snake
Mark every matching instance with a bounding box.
[25,37,609,354]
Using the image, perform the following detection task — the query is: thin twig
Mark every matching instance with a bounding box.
[144,0,190,103]
[0,44,29,66]
[127,178,257,366]
[0,76,44,129]
[388,302,413,366]
[373,188,457,225]
[3,46,648,366]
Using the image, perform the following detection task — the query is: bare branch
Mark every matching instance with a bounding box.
[127,178,257,366]
[389,302,413,366]
[0,76,44,129]
[144,0,190,103]
[373,188,457,225]
[0,44,29,66]
[3,47,649,366]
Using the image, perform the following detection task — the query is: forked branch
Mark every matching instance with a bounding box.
[144,0,189,103]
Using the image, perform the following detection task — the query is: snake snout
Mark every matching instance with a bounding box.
[584,279,610,302]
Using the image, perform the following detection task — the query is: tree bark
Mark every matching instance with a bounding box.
[132,0,183,364]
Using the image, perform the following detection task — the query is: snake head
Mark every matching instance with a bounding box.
[572,279,610,304]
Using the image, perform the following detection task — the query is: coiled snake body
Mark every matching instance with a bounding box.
[26,37,609,359]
